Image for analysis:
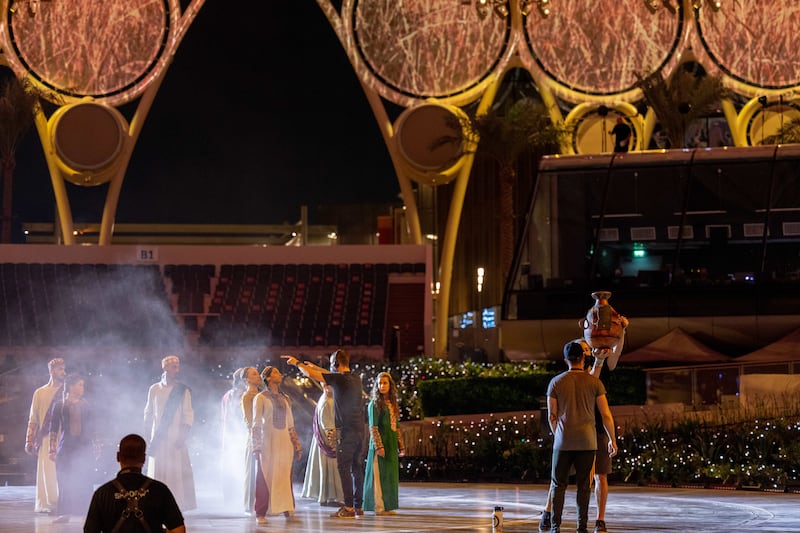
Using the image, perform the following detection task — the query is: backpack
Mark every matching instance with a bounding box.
[110,478,155,533]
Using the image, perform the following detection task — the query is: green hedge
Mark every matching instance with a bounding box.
[604,367,647,406]
[417,368,645,417]
[418,375,549,416]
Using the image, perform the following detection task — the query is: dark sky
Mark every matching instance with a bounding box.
[13,1,399,227]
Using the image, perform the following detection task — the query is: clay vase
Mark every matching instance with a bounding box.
[579,291,629,350]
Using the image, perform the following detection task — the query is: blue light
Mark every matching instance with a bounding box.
[482,307,496,329]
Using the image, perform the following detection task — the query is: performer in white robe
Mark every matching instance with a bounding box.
[251,366,301,524]
[221,368,247,508]
[143,355,196,510]
[240,366,263,514]
[25,357,65,513]
[301,384,343,506]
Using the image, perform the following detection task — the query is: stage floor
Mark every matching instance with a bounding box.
[2,482,799,532]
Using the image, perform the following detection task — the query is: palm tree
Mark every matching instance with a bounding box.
[636,63,727,149]
[0,73,38,242]
[460,97,569,283]
[760,117,800,145]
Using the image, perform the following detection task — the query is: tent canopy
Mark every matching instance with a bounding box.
[620,327,730,365]
[736,328,800,363]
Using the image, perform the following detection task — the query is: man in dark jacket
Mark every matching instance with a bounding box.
[84,434,185,533]
[284,349,367,519]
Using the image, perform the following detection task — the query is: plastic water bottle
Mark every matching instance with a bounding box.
[492,505,504,532]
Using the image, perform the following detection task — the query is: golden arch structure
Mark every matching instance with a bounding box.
[0,0,205,244]
[316,0,800,357]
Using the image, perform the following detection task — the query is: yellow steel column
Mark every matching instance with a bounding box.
[33,103,75,244]
[98,70,169,245]
[433,79,502,358]
[360,82,423,245]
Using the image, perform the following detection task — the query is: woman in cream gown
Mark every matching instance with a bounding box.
[251,366,302,524]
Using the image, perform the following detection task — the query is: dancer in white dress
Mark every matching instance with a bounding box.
[251,366,302,524]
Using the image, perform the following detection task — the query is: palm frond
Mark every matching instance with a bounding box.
[0,75,38,159]
[760,117,800,145]
[466,98,570,169]
[636,68,727,148]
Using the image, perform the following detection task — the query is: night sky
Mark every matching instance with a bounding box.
[13,1,400,227]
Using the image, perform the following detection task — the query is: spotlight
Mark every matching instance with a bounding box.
[537,0,551,18]
[662,0,678,13]
[645,0,677,13]
[597,105,610,117]
[473,0,514,20]
[476,0,491,19]
[494,3,509,17]
[472,0,544,21]
[758,95,768,106]
[693,0,722,10]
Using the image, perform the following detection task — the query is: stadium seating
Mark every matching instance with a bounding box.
[0,263,169,347]
[0,261,425,357]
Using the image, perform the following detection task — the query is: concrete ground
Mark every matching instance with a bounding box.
[2,482,799,532]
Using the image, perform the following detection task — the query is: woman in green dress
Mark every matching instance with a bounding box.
[363,372,405,515]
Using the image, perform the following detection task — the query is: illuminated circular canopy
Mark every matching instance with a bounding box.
[745,102,800,146]
[572,109,638,155]
[695,0,800,90]
[5,0,172,104]
[395,103,467,185]
[51,102,127,185]
[352,0,510,103]
[524,0,681,100]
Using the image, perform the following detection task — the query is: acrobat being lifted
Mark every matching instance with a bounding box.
[0,0,205,244]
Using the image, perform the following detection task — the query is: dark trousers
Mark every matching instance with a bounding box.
[551,449,595,530]
[254,456,270,517]
[336,429,366,509]
[56,442,93,516]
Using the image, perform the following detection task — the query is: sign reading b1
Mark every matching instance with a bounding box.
[136,247,158,262]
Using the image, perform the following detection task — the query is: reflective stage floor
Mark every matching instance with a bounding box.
[2,482,800,532]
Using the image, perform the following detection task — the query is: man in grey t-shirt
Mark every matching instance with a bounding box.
[546,341,617,533]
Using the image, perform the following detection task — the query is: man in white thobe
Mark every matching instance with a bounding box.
[25,357,66,513]
[143,355,196,510]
